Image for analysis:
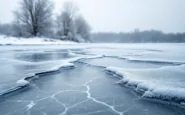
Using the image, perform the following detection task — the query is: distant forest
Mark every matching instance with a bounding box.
[91,30,185,43]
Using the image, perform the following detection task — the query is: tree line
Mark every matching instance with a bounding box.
[91,30,185,43]
[0,0,91,42]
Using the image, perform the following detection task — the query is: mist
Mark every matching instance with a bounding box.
[0,0,185,33]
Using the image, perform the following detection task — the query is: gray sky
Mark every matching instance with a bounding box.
[0,0,185,33]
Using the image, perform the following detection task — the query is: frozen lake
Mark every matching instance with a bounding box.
[0,43,185,115]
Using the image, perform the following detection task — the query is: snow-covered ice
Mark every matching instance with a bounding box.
[0,43,185,115]
[16,79,29,87]
[0,43,185,108]
[106,65,185,103]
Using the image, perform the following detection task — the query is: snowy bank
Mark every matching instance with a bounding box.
[106,65,185,104]
[0,35,76,45]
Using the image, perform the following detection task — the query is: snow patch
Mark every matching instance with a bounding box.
[50,62,75,71]
[0,35,76,45]
[16,79,29,87]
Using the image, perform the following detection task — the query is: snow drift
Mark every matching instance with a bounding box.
[106,65,185,105]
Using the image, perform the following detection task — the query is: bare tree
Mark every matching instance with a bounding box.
[15,0,53,36]
[75,15,91,42]
[56,1,78,41]
[12,12,24,37]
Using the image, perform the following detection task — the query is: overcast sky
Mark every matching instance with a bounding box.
[0,0,185,33]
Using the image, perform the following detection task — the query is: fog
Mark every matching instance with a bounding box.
[0,0,185,33]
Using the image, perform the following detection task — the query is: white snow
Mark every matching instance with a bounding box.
[49,62,75,71]
[106,66,185,102]
[16,79,29,87]
[0,35,76,45]
[143,87,185,101]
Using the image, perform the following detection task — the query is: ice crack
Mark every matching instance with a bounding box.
[83,78,123,115]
